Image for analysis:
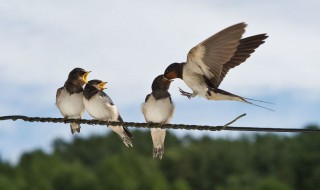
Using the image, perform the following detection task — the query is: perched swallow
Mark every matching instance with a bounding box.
[142,75,174,159]
[83,80,133,147]
[56,68,90,134]
[164,22,273,110]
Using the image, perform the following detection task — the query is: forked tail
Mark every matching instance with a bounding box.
[240,97,275,112]
[243,97,274,105]
[109,125,133,147]
[209,88,275,111]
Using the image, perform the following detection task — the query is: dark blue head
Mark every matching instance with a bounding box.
[67,68,91,86]
[164,62,183,80]
[151,74,172,91]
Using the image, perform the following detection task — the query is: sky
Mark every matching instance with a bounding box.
[0,0,319,164]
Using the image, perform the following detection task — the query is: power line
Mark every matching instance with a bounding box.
[0,114,319,133]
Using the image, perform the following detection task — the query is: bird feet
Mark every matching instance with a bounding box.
[179,88,194,99]
[147,122,166,128]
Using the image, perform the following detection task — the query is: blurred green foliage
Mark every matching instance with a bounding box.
[1,125,320,190]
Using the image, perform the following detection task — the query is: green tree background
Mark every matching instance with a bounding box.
[0,125,319,190]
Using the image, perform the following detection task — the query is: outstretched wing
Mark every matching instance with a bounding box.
[186,22,246,88]
[217,34,268,87]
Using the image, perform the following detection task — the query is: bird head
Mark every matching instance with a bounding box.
[151,74,172,91]
[164,62,183,80]
[68,68,91,86]
[87,80,108,91]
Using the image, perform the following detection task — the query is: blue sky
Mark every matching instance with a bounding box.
[0,0,320,164]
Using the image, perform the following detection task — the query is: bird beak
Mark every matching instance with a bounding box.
[82,71,91,83]
[98,81,108,89]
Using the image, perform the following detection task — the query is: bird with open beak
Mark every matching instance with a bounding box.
[56,67,91,134]
[83,80,133,147]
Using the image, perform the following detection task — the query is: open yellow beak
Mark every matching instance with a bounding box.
[82,71,91,83]
[98,81,108,89]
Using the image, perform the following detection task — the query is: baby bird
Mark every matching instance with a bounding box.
[83,80,133,147]
[56,68,90,134]
[142,75,174,159]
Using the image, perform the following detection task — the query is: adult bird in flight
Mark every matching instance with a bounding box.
[164,22,273,111]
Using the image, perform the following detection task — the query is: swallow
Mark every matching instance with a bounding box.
[142,75,174,159]
[83,80,133,147]
[56,67,90,134]
[164,22,273,111]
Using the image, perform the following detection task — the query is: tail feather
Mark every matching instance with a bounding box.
[120,135,133,148]
[118,115,133,138]
[242,97,274,105]
[151,128,166,159]
[208,88,274,111]
[70,123,81,134]
[109,125,133,147]
[123,126,133,138]
[153,146,164,160]
[240,97,275,112]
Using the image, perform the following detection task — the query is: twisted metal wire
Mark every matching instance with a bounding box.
[0,114,319,133]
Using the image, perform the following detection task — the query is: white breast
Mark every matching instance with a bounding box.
[83,94,119,121]
[182,63,208,97]
[142,95,174,123]
[56,89,85,118]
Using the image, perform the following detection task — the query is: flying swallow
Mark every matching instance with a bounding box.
[164,23,273,110]
[83,80,133,147]
[56,68,90,134]
[142,75,174,159]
